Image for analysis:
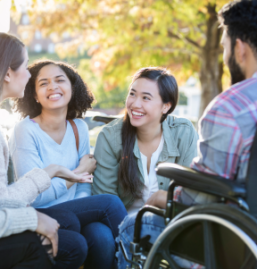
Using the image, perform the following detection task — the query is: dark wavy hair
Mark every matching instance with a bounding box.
[118,67,178,198]
[218,0,257,57]
[15,60,94,119]
[0,33,24,92]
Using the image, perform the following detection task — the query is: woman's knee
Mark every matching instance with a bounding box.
[82,223,115,269]
[56,229,88,268]
[82,222,115,251]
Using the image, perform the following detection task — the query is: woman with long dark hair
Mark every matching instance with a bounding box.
[93,67,198,268]
[0,32,95,268]
[93,67,198,214]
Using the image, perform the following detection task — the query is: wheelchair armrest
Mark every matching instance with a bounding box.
[156,163,246,199]
[92,115,119,124]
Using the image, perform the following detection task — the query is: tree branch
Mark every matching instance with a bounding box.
[143,46,200,57]
[167,29,202,50]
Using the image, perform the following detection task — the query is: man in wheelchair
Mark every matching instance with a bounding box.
[117,0,257,268]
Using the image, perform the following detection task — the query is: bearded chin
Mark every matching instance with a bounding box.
[228,54,246,85]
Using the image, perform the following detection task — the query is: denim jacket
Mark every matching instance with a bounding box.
[93,115,198,209]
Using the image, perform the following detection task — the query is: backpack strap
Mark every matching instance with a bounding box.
[68,119,79,152]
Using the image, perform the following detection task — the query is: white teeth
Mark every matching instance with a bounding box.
[49,94,61,99]
[132,111,144,116]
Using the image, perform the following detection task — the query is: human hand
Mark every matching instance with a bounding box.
[145,190,167,209]
[36,211,60,257]
[57,166,93,183]
[73,154,96,174]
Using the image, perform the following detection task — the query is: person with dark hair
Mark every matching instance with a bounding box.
[93,67,198,214]
[92,67,198,268]
[10,59,127,268]
[116,0,257,268]
[0,32,95,268]
[12,59,95,207]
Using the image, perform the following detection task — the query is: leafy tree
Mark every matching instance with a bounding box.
[78,59,127,109]
[16,0,228,117]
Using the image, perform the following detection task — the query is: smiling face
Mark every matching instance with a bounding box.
[126,77,170,129]
[35,64,72,112]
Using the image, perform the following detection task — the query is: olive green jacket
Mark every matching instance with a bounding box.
[92,115,198,209]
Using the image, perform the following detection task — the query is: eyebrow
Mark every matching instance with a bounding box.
[131,88,153,97]
[38,75,65,83]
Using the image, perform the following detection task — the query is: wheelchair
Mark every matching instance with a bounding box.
[119,130,257,269]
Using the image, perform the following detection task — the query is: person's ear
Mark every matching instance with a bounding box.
[34,94,39,103]
[234,38,246,64]
[163,102,172,114]
[4,68,11,83]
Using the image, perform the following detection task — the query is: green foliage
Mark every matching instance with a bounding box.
[28,51,89,68]
[17,0,226,87]
[78,59,127,109]
[14,0,229,113]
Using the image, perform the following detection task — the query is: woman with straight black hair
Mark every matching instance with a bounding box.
[93,67,198,268]
[93,67,198,213]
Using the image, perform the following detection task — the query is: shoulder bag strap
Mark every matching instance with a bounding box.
[68,119,79,152]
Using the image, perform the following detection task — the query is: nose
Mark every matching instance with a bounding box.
[48,80,58,91]
[132,96,142,108]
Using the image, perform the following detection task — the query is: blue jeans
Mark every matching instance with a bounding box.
[40,194,127,269]
[116,212,204,269]
[116,212,165,269]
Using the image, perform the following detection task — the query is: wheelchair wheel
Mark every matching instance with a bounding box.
[143,205,257,269]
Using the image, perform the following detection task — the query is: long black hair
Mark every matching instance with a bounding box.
[118,67,178,198]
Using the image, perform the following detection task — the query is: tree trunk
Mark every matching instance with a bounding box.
[199,3,222,118]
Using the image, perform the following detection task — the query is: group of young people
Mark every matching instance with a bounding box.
[0,0,256,268]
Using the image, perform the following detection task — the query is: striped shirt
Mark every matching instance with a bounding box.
[176,72,257,206]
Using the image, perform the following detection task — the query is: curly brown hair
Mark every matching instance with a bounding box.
[15,60,94,119]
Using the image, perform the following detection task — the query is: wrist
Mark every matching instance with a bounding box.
[53,165,62,178]
[44,164,60,179]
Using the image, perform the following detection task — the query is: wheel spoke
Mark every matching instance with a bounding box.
[203,221,216,269]
[160,248,181,269]
[150,253,165,269]
[240,250,256,269]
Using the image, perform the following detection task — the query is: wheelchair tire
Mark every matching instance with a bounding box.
[143,204,257,269]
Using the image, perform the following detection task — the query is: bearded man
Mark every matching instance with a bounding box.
[179,0,257,205]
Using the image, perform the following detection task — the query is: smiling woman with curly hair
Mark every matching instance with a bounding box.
[9,59,127,269]
[15,60,94,119]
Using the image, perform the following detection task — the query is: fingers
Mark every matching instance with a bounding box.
[79,179,93,183]
[78,174,93,183]
[50,232,58,257]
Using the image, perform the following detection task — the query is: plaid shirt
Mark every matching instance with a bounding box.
[176,72,257,206]
[174,72,257,269]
